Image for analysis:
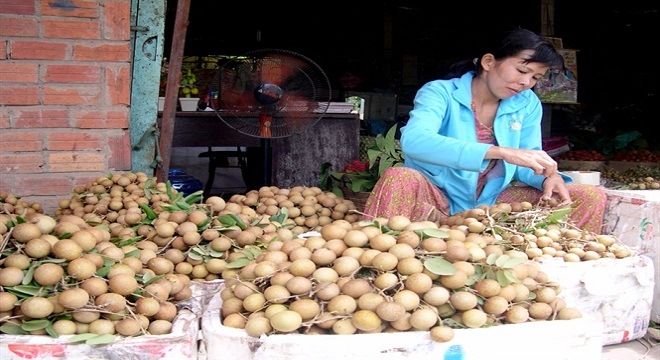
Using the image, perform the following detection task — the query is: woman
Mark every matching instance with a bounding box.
[363,28,607,233]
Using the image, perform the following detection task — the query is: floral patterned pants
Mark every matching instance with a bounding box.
[362,167,608,233]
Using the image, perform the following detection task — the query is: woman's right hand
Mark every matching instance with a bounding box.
[489,147,558,177]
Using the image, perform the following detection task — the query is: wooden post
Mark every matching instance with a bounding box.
[155,0,191,183]
[541,0,555,36]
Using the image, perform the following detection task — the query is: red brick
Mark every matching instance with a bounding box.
[48,152,105,172]
[46,131,104,151]
[73,43,130,61]
[0,153,44,173]
[40,0,99,18]
[15,109,70,128]
[103,1,130,40]
[43,86,100,105]
[2,175,75,196]
[0,16,38,37]
[45,64,101,83]
[0,62,38,83]
[0,0,35,15]
[107,130,131,170]
[10,41,68,60]
[43,18,100,40]
[0,41,6,59]
[0,108,9,128]
[0,85,40,105]
[0,131,42,151]
[74,109,129,128]
[106,65,130,105]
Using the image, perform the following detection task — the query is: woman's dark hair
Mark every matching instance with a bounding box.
[439,28,565,79]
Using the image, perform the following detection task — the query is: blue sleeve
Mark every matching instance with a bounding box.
[400,81,492,172]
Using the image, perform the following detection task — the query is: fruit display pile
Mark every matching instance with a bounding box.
[0,173,360,342]
[555,149,659,163]
[609,149,660,163]
[554,150,608,161]
[554,149,660,189]
[218,200,633,341]
[0,172,636,344]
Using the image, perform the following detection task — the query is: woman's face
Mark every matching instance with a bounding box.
[484,50,550,99]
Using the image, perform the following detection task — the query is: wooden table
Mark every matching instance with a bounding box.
[165,111,360,189]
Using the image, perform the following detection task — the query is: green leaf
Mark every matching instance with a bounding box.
[503,269,521,284]
[350,178,374,193]
[175,201,191,211]
[22,319,50,331]
[5,285,44,297]
[22,266,34,285]
[216,214,237,227]
[102,256,116,267]
[209,249,225,258]
[418,228,449,239]
[197,217,211,230]
[45,323,58,338]
[269,209,288,225]
[184,191,204,205]
[245,245,262,258]
[124,249,141,258]
[0,324,28,335]
[140,202,157,220]
[117,236,143,248]
[227,257,251,269]
[240,249,255,260]
[494,254,510,268]
[318,162,333,189]
[68,333,101,343]
[423,257,456,275]
[96,266,111,278]
[191,246,208,256]
[85,333,117,345]
[482,268,496,280]
[496,269,509,286]
[187,252,203,261]
[166,181,175,200]
[142,273,164,286]
[502,256,529,269]
[547,208,572,222]
[486,253,499,265]
[228,214,247,230]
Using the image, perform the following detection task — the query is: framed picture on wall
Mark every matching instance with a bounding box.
[534,49,578,104]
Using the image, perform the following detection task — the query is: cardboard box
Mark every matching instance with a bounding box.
[602,189,660,325]
[0,281,219,360]
[537,256,655,345]
[199,283,604,360]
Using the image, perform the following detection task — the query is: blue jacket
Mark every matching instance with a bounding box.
[400,71,571,214]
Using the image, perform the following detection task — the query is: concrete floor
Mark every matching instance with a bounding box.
[602,333,659,360]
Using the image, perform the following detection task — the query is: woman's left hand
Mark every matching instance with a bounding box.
[542,174,571,205]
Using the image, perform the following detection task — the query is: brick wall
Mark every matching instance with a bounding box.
[0,0,132,215]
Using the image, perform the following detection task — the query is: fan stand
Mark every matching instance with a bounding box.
[259,112,273,186]
[255,84,280,186]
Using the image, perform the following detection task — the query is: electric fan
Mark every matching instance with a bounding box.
[212,49,331,186]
